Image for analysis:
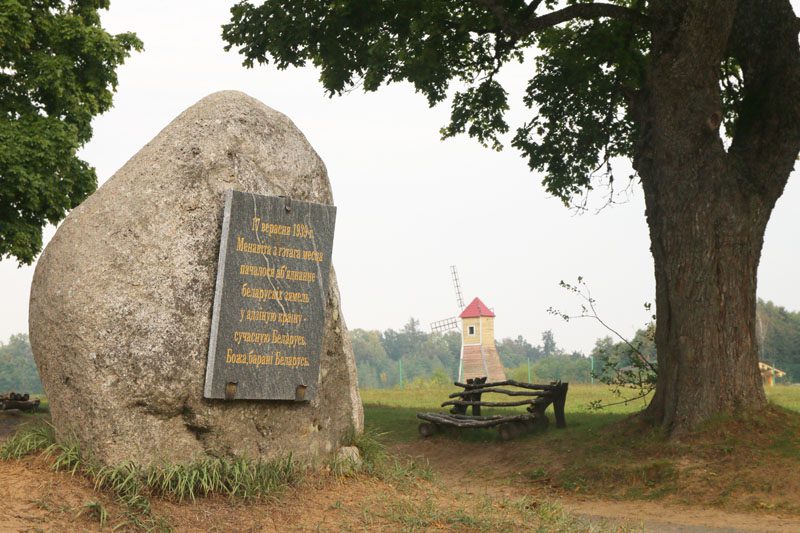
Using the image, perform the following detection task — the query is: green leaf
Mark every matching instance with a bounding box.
[0,0,141,264]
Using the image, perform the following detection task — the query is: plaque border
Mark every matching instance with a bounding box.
[203,189,235,398]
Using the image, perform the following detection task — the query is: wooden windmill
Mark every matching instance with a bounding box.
[430,266,464,334]
[430,267,507,382]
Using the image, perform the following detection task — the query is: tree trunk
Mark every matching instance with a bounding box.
[633,0,800,434]
[641,168,769,432]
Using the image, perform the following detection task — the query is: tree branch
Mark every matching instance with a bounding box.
[472,0,517,35]
[523,3,652,34]
[728,0,800,204]
[472,1,652,39]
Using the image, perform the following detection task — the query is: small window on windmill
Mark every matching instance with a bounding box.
[468,325,476,335]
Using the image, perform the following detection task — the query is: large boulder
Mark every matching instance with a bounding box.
[29,91,363,467]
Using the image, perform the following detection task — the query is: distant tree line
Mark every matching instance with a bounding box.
[1,299,797,393]
[354,299,800,389]
[0,334,42,394]
[758,299,800,382]
[352,318,594,388]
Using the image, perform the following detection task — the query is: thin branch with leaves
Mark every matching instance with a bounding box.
[548,277,657,410]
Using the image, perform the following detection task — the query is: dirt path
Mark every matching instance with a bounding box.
[568,499,800,533]
[394,440,800,533]
[0,455,112,532]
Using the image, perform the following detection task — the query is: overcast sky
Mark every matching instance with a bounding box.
[2,1,799,354]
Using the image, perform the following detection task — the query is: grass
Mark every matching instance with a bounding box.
[361,383,800,444]
[766,384,800,411]
[78,500,108,527]
[361,383,652,444]
[1,422,436,531]
[147,455,299,501]
[361,493,635,532]
[46,438,83,474]
[333,428,434,485]
[1,422,303,531]
[0,421,54,459]
[361,383,654,412]
[2,423,301,503]
[376,497,515,531]
[360,383,800,511]
[513,497,638,533]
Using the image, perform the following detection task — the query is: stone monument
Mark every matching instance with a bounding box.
[29,91,363,467]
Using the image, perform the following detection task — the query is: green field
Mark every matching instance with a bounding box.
[361,383,800,444]
[765,385,800,411]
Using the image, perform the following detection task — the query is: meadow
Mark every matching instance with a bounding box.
[361,383,800,443]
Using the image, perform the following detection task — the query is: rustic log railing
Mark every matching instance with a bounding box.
[417,378,568,440]
[0,392,40,412]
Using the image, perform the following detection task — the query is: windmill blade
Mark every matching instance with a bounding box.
[431,317,459,333]
[451,265,465,310]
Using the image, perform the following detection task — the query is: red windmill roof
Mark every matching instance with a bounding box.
[459,297,495,318]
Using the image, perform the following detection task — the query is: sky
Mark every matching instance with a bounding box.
[2,1,799,354]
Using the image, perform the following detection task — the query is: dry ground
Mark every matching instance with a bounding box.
[2,392,800,532]
[4,447,800,532]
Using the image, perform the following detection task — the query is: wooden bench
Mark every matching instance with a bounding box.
[0,392,40,412]
[417,378,568,440]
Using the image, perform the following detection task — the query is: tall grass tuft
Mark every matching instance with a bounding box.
[45,438,83,474]
[55,449,300,504]
[0,422,55,459]
[78,500,108,527]
[351,429,388,474]
[347,428,433,484]
[92,461,150,510]
[145,455,299,501]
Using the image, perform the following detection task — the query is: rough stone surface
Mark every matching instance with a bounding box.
[334,446,362,472]
[29,91,363,467]
[335,445,361,462]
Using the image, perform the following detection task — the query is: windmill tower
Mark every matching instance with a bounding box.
[430,266,507,382]
[459,297,506,382]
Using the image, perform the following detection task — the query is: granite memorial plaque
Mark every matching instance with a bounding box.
[204,190,336,400]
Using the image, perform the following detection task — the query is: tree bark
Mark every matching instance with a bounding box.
[633,0,800,434]
[641,166,770,432]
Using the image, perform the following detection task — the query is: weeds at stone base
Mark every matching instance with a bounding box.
[1,422,300,531]
[0,421,54,459]
[6,425,300,501]
[3,423,436,531]
[329,428,433,486]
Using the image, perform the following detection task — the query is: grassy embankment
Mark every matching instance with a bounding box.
[362,384,800,512]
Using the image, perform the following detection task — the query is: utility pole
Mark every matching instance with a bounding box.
[398,359,404,389]
[527,355,532,383]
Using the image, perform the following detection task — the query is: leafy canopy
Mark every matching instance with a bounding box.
[223,1,748,203]
[0,0,141,264]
